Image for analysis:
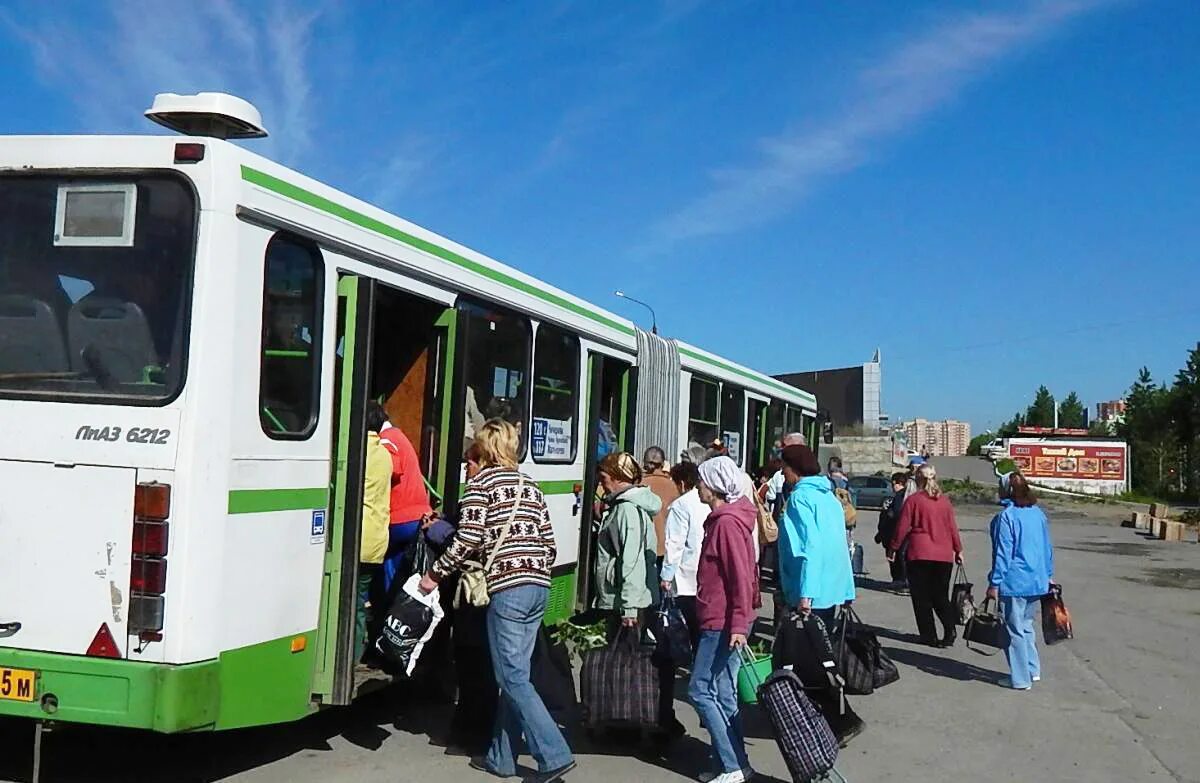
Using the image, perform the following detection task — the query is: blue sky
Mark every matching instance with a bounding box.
[2,0,1197,433]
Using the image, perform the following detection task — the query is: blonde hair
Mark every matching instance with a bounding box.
[917,463,942,499]
[474,418,519,469]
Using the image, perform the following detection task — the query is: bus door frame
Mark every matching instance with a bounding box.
[314,273,375,706]
[575,351,635,611]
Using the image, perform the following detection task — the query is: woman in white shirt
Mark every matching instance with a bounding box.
[659,460,710,644]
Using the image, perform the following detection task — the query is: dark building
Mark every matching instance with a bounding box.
[775,350,884,434]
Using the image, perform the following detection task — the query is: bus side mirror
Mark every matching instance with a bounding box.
[822,420,834,444]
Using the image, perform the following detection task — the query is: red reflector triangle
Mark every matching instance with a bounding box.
[86,623,121,658]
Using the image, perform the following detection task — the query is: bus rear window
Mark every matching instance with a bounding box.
[0,174,195,403]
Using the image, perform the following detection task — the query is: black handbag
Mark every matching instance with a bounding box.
[650,594,693,668]
[951,564,975,626]
[964,596,1011,654]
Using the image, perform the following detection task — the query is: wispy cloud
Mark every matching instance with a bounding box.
[647,0,1110,250]
[0,0,328,165]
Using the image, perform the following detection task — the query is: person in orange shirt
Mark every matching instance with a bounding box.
[641,446,679,565]
[365,402,434,595]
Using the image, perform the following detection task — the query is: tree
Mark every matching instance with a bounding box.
[967,432,993,456]
[1088,420,1113,437]
[998,410,1026,438]
[1172,343,1200,499]
[1025,386,1056,428]
[1057,392,1086,429]
[1119,367,1179,496]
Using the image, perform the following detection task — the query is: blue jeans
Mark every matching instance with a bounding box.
[381,520,421,595]
[688,630,750,774]
[485,585,573,775]
[1000,595,1041,688]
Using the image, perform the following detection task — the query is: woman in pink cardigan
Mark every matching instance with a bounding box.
[890,463,964,648]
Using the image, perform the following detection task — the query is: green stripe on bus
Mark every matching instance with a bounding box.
[241,166,635,337]
[228,488,329,514]
[678,346,816,406]
[538,479,581,496]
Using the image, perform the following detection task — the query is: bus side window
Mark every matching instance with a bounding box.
[720,383,745,464]
[458,300,531,457]
[687,375,719,447]
[530,323,580,464]
[259,233,323,439]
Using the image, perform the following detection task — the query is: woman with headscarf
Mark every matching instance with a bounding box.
[592,452,683,740]
[987,472,1055,690]
[890,463,964,648]
[688,456,760,783]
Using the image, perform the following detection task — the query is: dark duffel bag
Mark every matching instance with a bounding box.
[835,607,899,694]
[579,627,658,730]
[531,625,577,726]
[743,653,843,783]
[964,596,1011,654]
[650,594,693,668]
[773,611,843,694]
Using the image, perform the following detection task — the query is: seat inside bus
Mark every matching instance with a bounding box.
[0,294,69,374]
[67,296,158,383]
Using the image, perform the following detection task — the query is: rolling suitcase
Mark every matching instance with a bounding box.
[740,649,847,782]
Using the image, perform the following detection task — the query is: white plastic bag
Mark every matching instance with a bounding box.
[375,573,444,677]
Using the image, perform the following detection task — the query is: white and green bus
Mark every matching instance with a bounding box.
[0,93,817,738]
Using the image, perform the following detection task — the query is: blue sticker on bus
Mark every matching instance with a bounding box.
[311,509,326,543]
[531,418,548,458]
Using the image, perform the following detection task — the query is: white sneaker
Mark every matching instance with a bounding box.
[709,770,754,783]
[999,677,1032,691]
[1032,675,1042,682]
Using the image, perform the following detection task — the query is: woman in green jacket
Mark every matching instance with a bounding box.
[593,451,684,740]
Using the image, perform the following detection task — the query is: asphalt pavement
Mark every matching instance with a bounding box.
[2,500,1197,783]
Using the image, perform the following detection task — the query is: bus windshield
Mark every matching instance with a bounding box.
[0,173,195,403]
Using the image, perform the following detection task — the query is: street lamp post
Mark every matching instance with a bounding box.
[614,290,658,334]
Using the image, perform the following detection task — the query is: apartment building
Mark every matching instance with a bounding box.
[902,418,972,457]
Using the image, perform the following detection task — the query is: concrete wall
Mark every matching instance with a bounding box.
[819,435,898,476]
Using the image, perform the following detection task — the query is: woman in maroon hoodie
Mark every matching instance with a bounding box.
[890,463,965,648]
[688,456,760,783]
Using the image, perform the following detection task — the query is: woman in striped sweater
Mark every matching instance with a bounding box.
[420,419,575,783]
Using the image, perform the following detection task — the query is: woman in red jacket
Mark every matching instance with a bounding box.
[689,456,760,783]
[890,464,964,648]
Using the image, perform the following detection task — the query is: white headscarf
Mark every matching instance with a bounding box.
[698,455,745,502]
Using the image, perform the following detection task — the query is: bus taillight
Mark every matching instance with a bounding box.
[132,521,168,557]
[134,482,171,521]
[129,482,170,638]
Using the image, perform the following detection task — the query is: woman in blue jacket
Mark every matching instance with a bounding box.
[987,472,1056,690]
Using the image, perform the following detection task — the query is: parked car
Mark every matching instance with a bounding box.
[848,475,893,509]
[980,438,1007,461]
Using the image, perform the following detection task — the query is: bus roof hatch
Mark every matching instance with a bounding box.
[145,92,268,139]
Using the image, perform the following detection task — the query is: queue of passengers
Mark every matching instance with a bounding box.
[359,407,1058,783]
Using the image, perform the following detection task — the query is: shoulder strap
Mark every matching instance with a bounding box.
[484,474,525,572]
